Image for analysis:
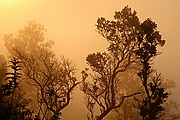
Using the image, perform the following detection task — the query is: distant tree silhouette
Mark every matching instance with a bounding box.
[81,6,142,120]
[5,21,52,57]
[4,21,79,120]
[0,57,33,120]
[161,100,180,120]
[0,55,6,84]
[107,68,141,120]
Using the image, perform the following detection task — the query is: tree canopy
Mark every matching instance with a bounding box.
[81,6,142,120]
[4,21,79,120]
[81,6,173,120]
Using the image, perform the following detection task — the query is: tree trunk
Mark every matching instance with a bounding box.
[96,108,112,120]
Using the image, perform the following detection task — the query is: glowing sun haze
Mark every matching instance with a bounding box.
[0,0,180,120]
[0,0,21,5]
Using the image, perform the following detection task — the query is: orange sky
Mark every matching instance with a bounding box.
[0,0,180,119]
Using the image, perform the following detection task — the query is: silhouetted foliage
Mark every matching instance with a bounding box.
[134,18,168,120]
[0,57,33,120]
[2,6,177,120]
[81,6,142,120]
[4,21,79,120]
[81,5,173,120]
[109,70,179,120]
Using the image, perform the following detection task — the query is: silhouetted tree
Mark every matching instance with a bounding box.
[134,18,168,120]
[0,57,33,120]
[18,49,79,120]
[105,8,171,120]
[4,21,52,57]
[81,6,142,120]
[4,21,79,120]
[109,70,178,120]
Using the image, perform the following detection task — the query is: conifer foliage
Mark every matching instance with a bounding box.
[0,58,33,120]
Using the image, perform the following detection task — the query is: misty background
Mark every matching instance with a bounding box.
[0,0,180,120]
